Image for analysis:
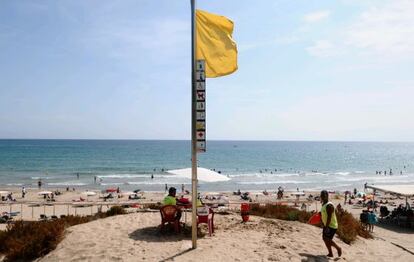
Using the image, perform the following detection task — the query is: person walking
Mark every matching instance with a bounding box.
[320,190,342,258]
[21,186,26,198]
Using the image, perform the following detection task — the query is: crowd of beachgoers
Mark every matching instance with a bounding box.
[0,184,413,261]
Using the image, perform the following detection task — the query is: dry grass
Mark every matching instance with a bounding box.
[250,203,371,244]
[250,204,312,223]
[336,209,372,244]
[0,206,126,262]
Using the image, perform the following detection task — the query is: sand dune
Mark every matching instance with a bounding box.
[40,212,413,262]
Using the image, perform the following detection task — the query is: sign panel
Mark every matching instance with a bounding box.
[196,141,206,152]
[196,59,206,153]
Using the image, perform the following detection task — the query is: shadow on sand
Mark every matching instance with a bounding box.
[158,248,194,262]
[299,253,333,262]
[128,224,205,243]
[376,220,414,234]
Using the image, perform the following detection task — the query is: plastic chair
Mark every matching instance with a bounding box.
[160,205,181,233]
[197,207,214,236]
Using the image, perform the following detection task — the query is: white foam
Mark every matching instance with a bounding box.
[31,176,56,180]
[334,172,351,176]
[97,174,150,179]
[237,180,307,185]
[6,183,23,186]
[48,182,87,186]
[100,183,125,186]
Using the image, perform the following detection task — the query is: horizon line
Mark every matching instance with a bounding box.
[0,138,414,143]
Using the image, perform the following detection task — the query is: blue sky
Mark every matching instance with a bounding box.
[1,0,414,141]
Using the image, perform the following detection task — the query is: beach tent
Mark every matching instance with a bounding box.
[366,184,414,205]
[366,184,414,197]
[167,167,230,182]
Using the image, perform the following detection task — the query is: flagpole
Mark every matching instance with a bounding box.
[190,0,198,249]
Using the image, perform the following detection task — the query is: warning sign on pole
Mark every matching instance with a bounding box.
[196,59,206,152]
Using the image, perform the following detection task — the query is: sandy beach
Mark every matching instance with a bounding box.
[1,186,413,261]
[39,212,413,262]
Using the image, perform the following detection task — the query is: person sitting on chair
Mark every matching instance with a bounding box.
[163,187,181,220]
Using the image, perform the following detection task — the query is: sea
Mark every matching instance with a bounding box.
[0,139,413,192]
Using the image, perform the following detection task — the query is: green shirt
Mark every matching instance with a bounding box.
[163,195,176,205]
[321,202,338,229]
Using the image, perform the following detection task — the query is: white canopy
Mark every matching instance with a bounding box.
[167,167,230,182]
[0,191,10,195]
[366,184,414,197]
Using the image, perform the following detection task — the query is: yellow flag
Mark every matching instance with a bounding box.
[196,9,238,78]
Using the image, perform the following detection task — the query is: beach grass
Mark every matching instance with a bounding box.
[249,203,371,244]
[0,206,126,262]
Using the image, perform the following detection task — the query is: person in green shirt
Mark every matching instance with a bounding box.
[163,187,181,220]
[320,190,342,258]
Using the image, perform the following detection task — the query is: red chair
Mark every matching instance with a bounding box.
[160,205,181,233]
[197,207,214,236]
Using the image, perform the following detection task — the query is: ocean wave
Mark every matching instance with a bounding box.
[126,181,188,185]
[304,172,328,176]
[47,182,87,186]
[6,183,23,186]
[237,180,307,185]
[97,174,151,179]
[334,172,351,176]
[100,183,125,186]
[229,173,299,178]
[31,176,57,180]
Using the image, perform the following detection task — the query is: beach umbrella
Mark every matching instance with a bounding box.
[167,167,230,182]
[105,188,117,193]
[38,191,52,195]
[0,191,10,195]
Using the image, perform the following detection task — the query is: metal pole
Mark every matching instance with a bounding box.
[190,0,198,250]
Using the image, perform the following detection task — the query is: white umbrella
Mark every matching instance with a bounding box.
[82,191,97,196]
[38,191,52,195]
[0,191,10,195]
[167,167,230,182]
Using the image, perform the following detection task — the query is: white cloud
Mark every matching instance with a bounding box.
[303,10,331,23]
[306,40,339,57]
[346,0,414,56]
